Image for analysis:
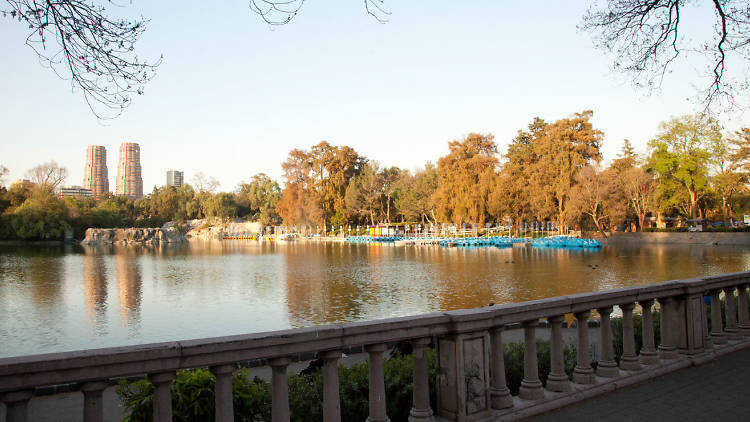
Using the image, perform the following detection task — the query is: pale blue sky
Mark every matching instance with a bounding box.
[1,1,747,192]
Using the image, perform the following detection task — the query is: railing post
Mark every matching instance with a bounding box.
[149,371,176,422]
[619,303,640,371]
[489,326,513,409]
[737,284,750,335]
[710,289,728,345]
[723,287,741,341]
[211,364,235,422]
[81,381,110,422]
[269,357,292,422]
[320,350,342,422]
[596,307,619,377]
[409,338,435,422]
[1,390,33,422]
[658,297,678,359]
[365,343,391,422]
[639,300,658,364]
[572,311,595,384]
[546,315,571,392]
[519,319,543,400]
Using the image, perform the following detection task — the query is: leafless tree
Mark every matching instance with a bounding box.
[191,172,220,194]
[249,0,390,25]
[25,161,67,191]
[580,0,750,113]
[0,165,9,188]
[3,0,162,118]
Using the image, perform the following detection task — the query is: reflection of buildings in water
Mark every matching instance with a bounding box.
[82,253,108,329]
[115,252,142,327]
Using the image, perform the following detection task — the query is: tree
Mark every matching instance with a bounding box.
[236,173,282,225]
[568,165,617,237]
[191,172,220,194]
[0,164,8,187]
[647,114,719,219]
[25,161,67,192]
[10,193,70,239]
[394,163,438,224]
[711,129,749,223]
[581,0,750,111]
[379,166,401,224]
[249,0,391,25]
[345,161,383,226]
[3,1,162,118]
[432,133,498,225]
[620,166,657,231]
[202,192,238,220]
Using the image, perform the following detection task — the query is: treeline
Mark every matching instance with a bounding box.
[2,110,749,240]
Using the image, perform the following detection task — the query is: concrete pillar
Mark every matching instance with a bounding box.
[658,297,678,359]
[270,357,292,422]
[546,315,571,392]
[211,364,235,422]
[519,319,544,400]
[81,381,110,422]
[596,307,619,377]
[723,287,741,340]
[365,343,391,422]
[409,338,435,422]
[149,371,176,422]
[1,390,33,422]
[710,289,728,344]
[320,350,342,422]
[639,300,658,364]
[702,294,714,350]
[489,326,513,409]
[737,285,750,335]
[619,303,641,371]
[573,311,595,384]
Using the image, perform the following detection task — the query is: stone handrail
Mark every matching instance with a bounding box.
[2,271,750,421]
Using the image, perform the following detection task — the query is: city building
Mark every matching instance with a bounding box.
[59,185,92,198]
[83,145,109,196]
[115,142,143,199]
[166,170,184,189]
[10,179,34,189]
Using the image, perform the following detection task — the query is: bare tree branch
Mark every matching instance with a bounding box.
[3,0,162,119]
[249,0,390,25]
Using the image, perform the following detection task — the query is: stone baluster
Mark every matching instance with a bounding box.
[723,287,741,340]
[320,350,342,422]
[573,311,595,384]
[149,372,176,422]
[702,293,714,350]
[737,285,750,335]
[365,343,390,422]
[269,357,292,422]
[519,319,544,400]
[658,297,678,359]
[639,300,658,364]
[596,307,619,377]
[619,303,640,371]
[1,390,33,422]
[546,315,570,392]
[490,326,513,408]
[409,338,435,421]
[81,381,110,422]
[710,289,728,344]
[211,365,235,422]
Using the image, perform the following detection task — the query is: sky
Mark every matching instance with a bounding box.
[1,1,748,192]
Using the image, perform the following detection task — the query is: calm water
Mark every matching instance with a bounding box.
[1,241,749,358]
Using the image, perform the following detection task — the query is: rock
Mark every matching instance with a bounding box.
[81,227,186,245]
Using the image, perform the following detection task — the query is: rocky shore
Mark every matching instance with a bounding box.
[80,219,265,244]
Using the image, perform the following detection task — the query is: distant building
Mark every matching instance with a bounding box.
[10,179,34,189]
[116,142,143,199]
[60,185,92,198]
[166,170,184,189]
[83,145,109,196]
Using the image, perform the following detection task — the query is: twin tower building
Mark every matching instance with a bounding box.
[84,143,143,199]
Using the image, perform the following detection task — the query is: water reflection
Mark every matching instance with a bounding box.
[82,249,108,331]
[114,248,142,329]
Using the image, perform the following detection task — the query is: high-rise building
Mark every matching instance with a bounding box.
[116,142,143,199]
[83,145,109,196]
[166,170,184,188]
[59,185,93,198]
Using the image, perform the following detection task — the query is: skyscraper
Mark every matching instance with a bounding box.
[166,170,184,189]
[116,142,143,199]
[83,145,109,196]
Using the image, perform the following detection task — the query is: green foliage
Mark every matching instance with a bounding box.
[236,174,282,225]
[10,193,70,240]
[502,340,576,395]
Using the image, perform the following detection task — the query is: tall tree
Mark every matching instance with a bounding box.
[236,173,282,225]
[0,164,8,187]
[568,165,617,237]
[190,172,220,194]
[345,162,383,226]
[433,133,499,225]
[620,166,657,231]
[25,161,67,193]
[581,0,750,111]
[647,114,719,219]
[394,163,438,224]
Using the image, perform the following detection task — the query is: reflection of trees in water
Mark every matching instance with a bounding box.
[21,248,65,310]
[82,250,108,331]
[114,250,142,329]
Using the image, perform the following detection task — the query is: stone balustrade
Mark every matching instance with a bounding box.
[2,272,750,422]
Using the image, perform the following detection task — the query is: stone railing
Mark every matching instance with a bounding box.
[2,272,750,422]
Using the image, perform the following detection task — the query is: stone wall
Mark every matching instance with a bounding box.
[603,232,750,246]
[80,227,185,245]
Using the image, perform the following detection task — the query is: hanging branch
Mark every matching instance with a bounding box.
[3,0,162,119]
[249,0,390,25]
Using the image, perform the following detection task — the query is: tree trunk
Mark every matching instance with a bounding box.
[638,212,646,233]
[688,189,698,220]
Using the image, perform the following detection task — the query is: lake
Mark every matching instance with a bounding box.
[1,240,749,358]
